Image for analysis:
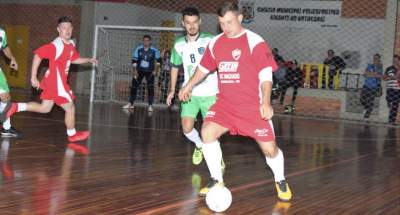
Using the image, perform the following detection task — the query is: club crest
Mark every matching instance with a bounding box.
[232,49,241,60]
[198,47,205,55]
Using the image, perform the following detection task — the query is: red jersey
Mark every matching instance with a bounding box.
[199,29,277,113]
[34,37,80,103]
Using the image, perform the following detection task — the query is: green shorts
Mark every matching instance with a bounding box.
[0,68,10,94]
[181,95,216,119]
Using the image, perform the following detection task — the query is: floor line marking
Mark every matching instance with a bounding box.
[136,152,375,214]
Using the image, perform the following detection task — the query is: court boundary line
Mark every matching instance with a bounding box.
[11,115,398,141]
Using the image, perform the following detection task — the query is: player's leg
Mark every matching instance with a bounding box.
[387,89,397,123]
[291,85,298,105]
[0,94,20,137]
[0,92,19,137]
[25,100,54,113]
[145,72,155,111]
[390,90,400,124]
[124,77,136,108]
[60,101,89,142]
[237,114,292,201]
[1,98,55,129]
[328,71,333,89]
[279,82,288,105]
[365,88,375,118]
[181,97,202,164]
[256,139,291,201]
[0,69,21,137]
[199,121,229,196]
[124,72,145,109]
[198,96,225,169]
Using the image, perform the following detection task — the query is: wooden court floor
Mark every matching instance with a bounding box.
[0,98,398,214]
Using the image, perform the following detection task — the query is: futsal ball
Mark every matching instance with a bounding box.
[205,185,232,212]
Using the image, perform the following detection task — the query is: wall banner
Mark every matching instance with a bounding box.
[239,0,342,29]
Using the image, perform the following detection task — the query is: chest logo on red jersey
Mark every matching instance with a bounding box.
[219,62,239,72]
[232,49,241,60]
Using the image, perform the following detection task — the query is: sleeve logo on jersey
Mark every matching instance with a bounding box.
[232,49,241,60]
[198,47,205,55]
[205,111,216,118]
[254,128,269,137]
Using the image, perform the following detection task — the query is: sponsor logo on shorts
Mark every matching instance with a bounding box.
[218,62,239,72]
[206,111,216,118]
[254,128,269,137]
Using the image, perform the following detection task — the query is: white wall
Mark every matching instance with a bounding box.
[0,0,78,5]
[94,2,176,26]
[75,1,388,96]
[76,0,95,95]
[244,18,385,74]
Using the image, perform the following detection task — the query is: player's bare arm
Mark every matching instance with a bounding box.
[72,57,97,65]
[30,54,42,89]
[154,61,161,76]
[131,63,138,79]
[178,67,207,101]
[166,67,179,106]
[260,80,273,120]
[3,47,18,70]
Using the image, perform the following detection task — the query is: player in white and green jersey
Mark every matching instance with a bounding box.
[167,7,224,174]
[0,28,20,137]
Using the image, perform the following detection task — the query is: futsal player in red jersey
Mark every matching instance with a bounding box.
[179,2,292,201]
[1,16,96,142]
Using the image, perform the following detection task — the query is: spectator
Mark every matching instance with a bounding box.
[123,35,161,112]
[272,48,284,63]
[323,49,346,89]
[280,60,303,112]
[272,57,286,102]
[383,55,400,124]
[309,65,319,88]
[360,53,383,118]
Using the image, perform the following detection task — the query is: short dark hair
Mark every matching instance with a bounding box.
[182,7,200,18]
[374,53,381,59]
[394,54,400,60]
[217,2,240,17]
[143,35,151,40]
[58,16,72,24]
